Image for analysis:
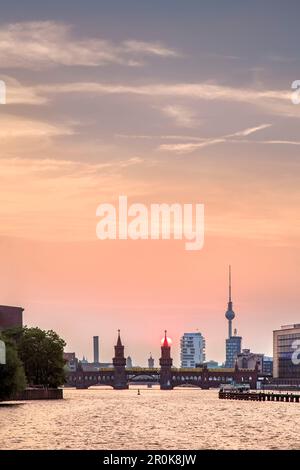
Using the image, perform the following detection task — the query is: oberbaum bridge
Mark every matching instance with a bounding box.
[66,330,260,390]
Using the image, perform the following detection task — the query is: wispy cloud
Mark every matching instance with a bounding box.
[5,76,296,120]
[260,140,300,146]
[31,81,297,120]
[117,125,300,155]
[159,138,225,153]
[123,40,179,58]
[37,81,289,102]
[116,134,206,141]
[158,123,272,154]
[0,21,179,69]
[232,123,272,137]
[159,105,200,127]
[0,114,73,138]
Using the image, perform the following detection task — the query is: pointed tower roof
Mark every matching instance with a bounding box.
[116,329,122,347]
[162,330,169,348]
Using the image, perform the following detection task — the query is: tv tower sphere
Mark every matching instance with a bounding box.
[225,307,235,321]
[225,265,235,323]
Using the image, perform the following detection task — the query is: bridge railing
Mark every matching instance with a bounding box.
[170,367,236,373]
[126,367,160,373]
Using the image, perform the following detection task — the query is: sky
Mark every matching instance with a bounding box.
[0,1,300,365]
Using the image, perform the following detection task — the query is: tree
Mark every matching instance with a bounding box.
[17,327,66,388]
[0,335,26,401]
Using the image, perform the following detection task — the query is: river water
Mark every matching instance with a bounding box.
[1,387,299,450]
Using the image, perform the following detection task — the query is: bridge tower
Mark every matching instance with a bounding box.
[159,330,173,390]
[112,330,128,389]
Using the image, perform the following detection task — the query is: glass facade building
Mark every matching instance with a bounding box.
[273,324,300,379]
[225,335,242,368]
[262,356,273,376]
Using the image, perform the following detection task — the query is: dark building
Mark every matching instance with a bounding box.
[0,305,23,330]
[93,335,99,364]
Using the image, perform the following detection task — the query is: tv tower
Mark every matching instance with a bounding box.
[225,265,235,338]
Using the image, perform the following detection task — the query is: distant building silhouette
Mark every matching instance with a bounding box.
[126,356,133,368]
[64,352,78,372]
[203,360,219,369]
[80,355,88,364]
[73,341,113,371]
[148,353,154,368]
[236,349,264,372]
[93,336,99,364]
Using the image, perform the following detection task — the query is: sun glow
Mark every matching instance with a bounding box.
[161,336,172,346]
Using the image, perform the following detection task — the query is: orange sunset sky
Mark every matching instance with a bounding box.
[1,1,300,365]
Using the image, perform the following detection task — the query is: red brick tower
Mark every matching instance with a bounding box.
[159,330,173,390]
[112,330,128,389]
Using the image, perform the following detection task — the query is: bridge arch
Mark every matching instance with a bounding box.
[127,374,159,382]
[173,384,202,389]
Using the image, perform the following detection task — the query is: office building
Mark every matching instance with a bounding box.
[180,332,206,368]
[226,333,242,368]
[263,356,273,376]
[273,324,300,379]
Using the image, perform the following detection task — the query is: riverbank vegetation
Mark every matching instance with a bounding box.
[0,327,66,400]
